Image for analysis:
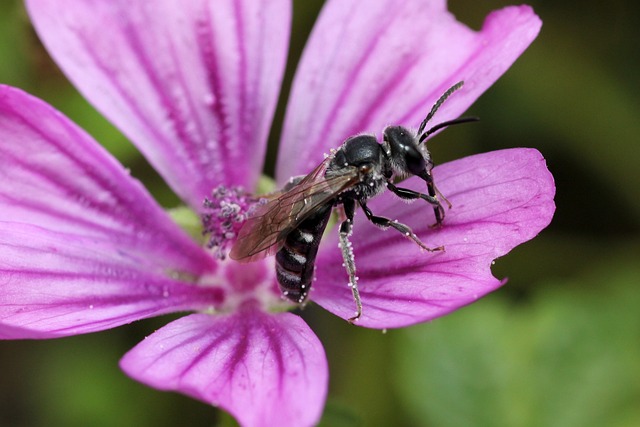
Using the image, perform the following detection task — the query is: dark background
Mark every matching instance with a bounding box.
[1,0,639,426]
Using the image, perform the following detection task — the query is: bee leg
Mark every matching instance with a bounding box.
[339,199,363,324]
[386,181,439,204]
[359,200,444,252]
[417,171,451,227]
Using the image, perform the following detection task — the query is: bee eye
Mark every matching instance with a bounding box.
[404,147,426,175]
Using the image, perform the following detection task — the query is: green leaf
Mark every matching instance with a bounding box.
[0,1,30,86]
[168,205,204,242]
[392,263,640,427]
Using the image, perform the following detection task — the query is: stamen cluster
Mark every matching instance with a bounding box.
[201,185,261,260]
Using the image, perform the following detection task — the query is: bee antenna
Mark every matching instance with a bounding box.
[418,116,479,144]
[416,81,465,137]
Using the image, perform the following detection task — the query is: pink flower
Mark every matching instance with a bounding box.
[0,1,553,426]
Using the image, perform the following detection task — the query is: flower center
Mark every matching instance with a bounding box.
[201,185,263,260]
[199,185,289,314]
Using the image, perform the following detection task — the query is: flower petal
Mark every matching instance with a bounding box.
[0,85,220,337]
[277,1,541,181]
[0,222,225,339]
[27,0,291,207]
[121,311,328,427]
[313,148,555,328]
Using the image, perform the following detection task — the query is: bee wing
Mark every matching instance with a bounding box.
[230,159,359,262]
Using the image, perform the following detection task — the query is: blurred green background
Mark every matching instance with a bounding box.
[1,0,639,426]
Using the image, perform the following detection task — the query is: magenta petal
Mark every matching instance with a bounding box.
[0,227,224,339]
[121,312,328,427]
[313,148,555,328]
[277,1,541,181]
[27,0,291,207]
[0,85,220,338]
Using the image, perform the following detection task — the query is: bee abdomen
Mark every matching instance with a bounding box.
[276,204,332,304]
[276,248,307,273]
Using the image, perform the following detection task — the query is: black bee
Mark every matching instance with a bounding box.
[230,82,475,322]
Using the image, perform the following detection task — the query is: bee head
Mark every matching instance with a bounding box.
[382,125,431,178]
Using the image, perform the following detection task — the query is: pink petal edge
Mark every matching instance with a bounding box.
[121,311,328,427]
[277,1,541,182]
[0,85,220,338]
[27,0,291,208]
[313,148,555,328]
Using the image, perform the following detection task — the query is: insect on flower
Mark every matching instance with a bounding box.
[230,82,478,322]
